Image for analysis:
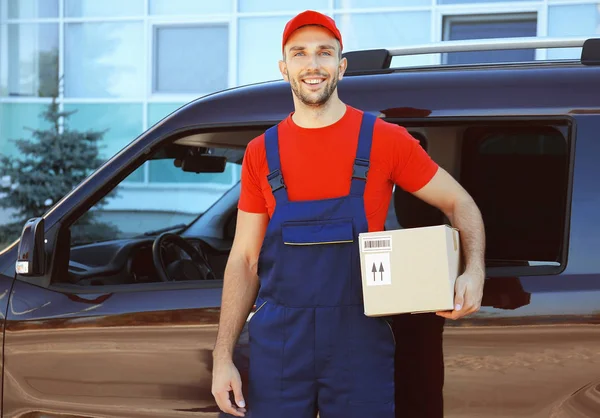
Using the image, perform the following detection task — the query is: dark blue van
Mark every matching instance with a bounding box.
[0,37,599,417]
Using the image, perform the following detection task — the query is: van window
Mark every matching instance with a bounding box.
[460,125,569,268]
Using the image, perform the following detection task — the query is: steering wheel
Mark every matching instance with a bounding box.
[152,232,216,282]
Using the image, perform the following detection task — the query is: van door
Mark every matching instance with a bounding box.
[2,145,250,417]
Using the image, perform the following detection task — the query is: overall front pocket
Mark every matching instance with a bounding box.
[277,218,357,307]
[281,218,355,246]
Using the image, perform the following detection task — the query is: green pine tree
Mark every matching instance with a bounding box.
[0,96,119,246]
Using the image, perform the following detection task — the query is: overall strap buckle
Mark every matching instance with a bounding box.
[267,169,286,192]
[352,158,370,180]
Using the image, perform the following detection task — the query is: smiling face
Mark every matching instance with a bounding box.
[279,25,347,108]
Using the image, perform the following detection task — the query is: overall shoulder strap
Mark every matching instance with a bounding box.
[264,124,289,203]
[350,112,377,197]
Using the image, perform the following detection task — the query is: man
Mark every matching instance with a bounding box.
[211,10,485,418]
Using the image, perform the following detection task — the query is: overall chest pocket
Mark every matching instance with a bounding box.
[282,218,355,246]
[278,218,357,307]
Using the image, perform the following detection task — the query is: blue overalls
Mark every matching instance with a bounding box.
[247,112,395,418]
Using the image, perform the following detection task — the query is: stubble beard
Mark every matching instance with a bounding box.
[290,71,339,108]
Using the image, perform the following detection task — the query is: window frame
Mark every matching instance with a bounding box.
[387,116,575,279]
[10,123,267,292]
[438,7,542,65]
[460,123,571,273]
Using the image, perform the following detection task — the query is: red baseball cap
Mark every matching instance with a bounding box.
[282,10,343,52]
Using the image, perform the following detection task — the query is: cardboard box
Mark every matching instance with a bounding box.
[358,224,461,317]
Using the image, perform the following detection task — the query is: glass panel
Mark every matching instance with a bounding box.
[336,0,430,7]
[0,103,51,247]
[334,12,432,67]
[240,0,328,13]
[238,16,290,86]
[7,0,58,19]
[65,22,144,98]
[148,103,186,126]
[1,23,58,97]
[154,25,228,94]
[547,4,600,60]
[63,103,144,182]
[65,0,144,17]
[439,0,530,4]
[444,16,537,64]
[149,0,231,15]
[0,103,49,158]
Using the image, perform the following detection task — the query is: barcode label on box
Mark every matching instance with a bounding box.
[362,236,392,252]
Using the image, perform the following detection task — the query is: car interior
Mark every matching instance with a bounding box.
[56,118,570,289]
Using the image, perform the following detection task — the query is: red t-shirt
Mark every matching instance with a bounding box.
[238,105,438,232]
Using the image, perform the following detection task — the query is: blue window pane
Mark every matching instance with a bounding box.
[336,0,430,7]
[7,0,58,18]
[63,103,144,182]
[65,22,144,98]
[240,0,328,13]
[444,17,537,64]
[238,16,290,86]
[148,103,186,127]
[439,0,530,3]
[149,0,231,15]
[547,4,600,60]
[0,103,52,243]
[1,23,58,97]
[0,103,50,158]
[337,12,431,51]
[154,25,229,94]
[335,12,432,67]
[65,0,144,17]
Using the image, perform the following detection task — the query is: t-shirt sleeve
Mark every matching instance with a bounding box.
[238,135,268,213]
[390,125,439,193]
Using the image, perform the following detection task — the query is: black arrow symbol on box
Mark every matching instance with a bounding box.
[372,263,377,281]
[379,262,384,281]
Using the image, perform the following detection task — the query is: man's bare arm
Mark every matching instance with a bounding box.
[211,209,268,417]
[412,167,486,319]
[213,209,269,361]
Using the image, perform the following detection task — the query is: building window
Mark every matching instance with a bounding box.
[149,0,231,15]
[65,0,144,17]
[1,23,58,97]
[438,0,531,4]
[335,11,433,68]
[547,4,600,60]
[6,0,59,19]
[64,22,145,98]
[153,24,229,95]
[442,13,537,65]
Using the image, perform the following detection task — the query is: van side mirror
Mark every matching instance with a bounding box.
[16,217,45,276]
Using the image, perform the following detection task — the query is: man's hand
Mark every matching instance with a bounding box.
[212,359,247,417]
[436,268,484,320]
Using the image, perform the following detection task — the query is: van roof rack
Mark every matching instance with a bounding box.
[343,36,600,74]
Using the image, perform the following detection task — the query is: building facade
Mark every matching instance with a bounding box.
[0,0,599,236]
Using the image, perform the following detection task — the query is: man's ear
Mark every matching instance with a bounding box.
[338,57,348,80]
[279,60,289,82]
